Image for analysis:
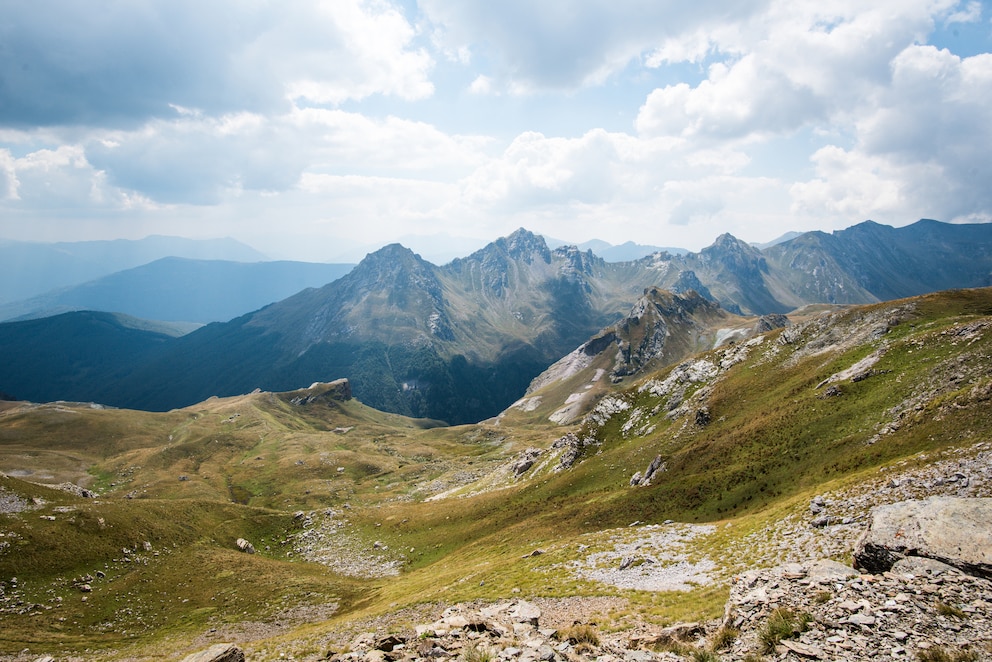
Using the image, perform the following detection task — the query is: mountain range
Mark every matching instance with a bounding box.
[0,235,267,304]
[0,219,990,424]
[1,285,990,659]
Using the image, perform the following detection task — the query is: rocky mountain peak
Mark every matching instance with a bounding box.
[345,243,441,299]
[499,228,552,263]
[670,270,715,302]
[701,232,763,262]
[447,228,554,298]
[553,245,600,284]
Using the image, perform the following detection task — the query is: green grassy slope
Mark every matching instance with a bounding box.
[1,288,990,659]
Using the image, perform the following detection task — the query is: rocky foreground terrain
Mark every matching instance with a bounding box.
[173,471,992,662]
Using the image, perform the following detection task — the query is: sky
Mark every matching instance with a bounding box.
[1,0,991,263]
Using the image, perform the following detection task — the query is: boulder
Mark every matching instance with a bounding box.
[180,644,245,662]
[235,538,255,554]
[853,497,992,578]
[510,600,541,626]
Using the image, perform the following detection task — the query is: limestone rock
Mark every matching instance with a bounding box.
[180,643,245,662]
[854,497,992,578]
[510,600,541,626]
[235,538,256,554]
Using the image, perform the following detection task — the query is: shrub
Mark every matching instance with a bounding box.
[462,643,495,662]
[935,601,967,619]
[710,625,738,651]
[563,624,600,646]
[917,647,979,662]
[759,607,812,654]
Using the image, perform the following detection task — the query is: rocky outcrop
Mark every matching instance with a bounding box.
[606,288,730,382]
[754,313,790,334]
[284,378,352,405]
[629,455,665,487]
[853,497,992,578]
[551,432,595,472]
[722,558,992,660]
[180,643,245,662]
[512,449,543,477]
[670,270,715,302]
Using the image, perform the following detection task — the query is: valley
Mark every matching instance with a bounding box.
[2,287,991,660]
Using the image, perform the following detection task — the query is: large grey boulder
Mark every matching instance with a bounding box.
[853,496,992,578]
[180,643,245,662]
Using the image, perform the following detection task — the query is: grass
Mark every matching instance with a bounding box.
[562,624,600,646]
[710,625,738,651]
[462,642,496,662]
[759,607,812,654]
[917,647,980,662]
[935,601,968,619]
[1,288,991,657]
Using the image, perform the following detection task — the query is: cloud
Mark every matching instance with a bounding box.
[791,45,992,224]
[1,0,990,259]
[0,0,434,128]
[74,106,490,204]
[0,150,18,200]
[420,0,758,92]
[635,0,958,142]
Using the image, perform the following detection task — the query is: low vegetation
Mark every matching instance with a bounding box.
[1,288,991,659]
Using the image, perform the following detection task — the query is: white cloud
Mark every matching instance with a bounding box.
[469,75,496,95]
[792,45,992,224]
[0,0,435,128]
[277,0,435,105]
[76,107,490,205]
[0,150,19,200]
[635,1,959,142]
[419,0,759,91]
[944,1,982,24]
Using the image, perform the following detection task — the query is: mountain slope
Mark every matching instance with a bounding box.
[764,219,992,303]
[503,288,751,426]
[2,222,992,423]
[0,311,179,403]
[0,288,990,659]
[0,257,355,324]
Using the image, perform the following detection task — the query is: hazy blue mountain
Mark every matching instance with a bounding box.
[0,235,267,304]
[0,257,355,324]
[751,231,803,249]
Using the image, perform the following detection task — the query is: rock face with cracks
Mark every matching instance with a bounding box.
[853,496,992,578]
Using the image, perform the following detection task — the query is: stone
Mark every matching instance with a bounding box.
[180,644,245,662]
[375,635,406,651]
[510,601,541,626]
[808,559,858,582]
[780,640,825,658]
[890,556,959,577]
[235,538,255,554]
[846,613,876,626]
[854,497,992,578]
